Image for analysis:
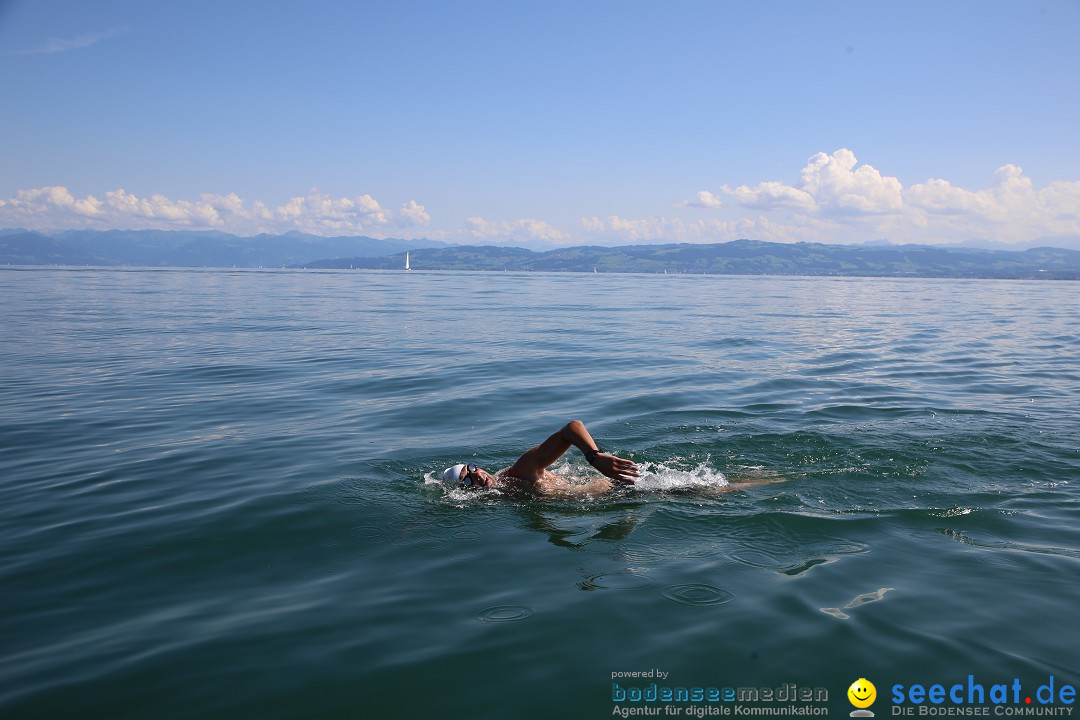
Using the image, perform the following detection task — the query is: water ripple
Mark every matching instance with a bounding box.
[476,605,535,623]
[578,571,653,591]
[661,584,735,607]
[940,528,1080,562]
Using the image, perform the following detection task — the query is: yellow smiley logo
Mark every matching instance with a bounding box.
[848,678,876,708]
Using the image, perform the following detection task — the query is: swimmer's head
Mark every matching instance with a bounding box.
[440,463,497,488]
[440,464,466,485]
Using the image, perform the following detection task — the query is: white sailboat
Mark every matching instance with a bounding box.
[405,252,410,271]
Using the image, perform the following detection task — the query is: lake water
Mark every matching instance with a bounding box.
[1,268,1078,719]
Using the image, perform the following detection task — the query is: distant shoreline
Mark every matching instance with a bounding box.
[4,230,1080,281]
[3,264,1078,282]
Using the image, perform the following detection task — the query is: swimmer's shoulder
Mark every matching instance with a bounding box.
[497,468,556,494]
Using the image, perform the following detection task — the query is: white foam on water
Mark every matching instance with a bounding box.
[630,459,728,492]
[423,470,505,502]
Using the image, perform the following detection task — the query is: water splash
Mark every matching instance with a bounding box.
[423,471,504,503]
[632,460,729,492]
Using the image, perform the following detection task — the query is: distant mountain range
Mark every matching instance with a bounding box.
[303,239,1080,280]
[4,229,1080,279]
[0,228,446,268]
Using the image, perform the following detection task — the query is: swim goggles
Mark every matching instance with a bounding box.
[462,464,480,487]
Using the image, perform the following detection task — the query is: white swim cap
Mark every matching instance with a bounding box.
[441,464,466,484]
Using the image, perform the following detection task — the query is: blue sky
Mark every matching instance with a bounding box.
[1,0,1078,247]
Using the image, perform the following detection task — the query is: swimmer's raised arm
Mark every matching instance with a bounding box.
[506,419,640,486]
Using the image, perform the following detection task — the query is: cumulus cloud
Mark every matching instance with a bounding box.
[581,215,676,243]
[799,149,902,213]
[687,149,1080,245]
[705,149,900,215]
[0,186,431,237]
[721,181,818,212]
[463,216,570,244]
[580,216,605,232]
[908,165,1048,220]
[275,192,388,229]
[901,165,1080,242]
[398,199,431,226]
[604,216,672,242]
[681,190,725,209]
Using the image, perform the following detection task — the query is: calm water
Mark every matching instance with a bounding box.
[1,268,1078,719]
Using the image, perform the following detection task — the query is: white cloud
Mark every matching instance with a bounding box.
[900,165,1080,242]
[680,190,725,209]
[906,164,1073,222]
[6,150,1079,249]
[580,215,670,243]
[274,191,388,231]
[398,200,430,226]
[799,149,903,213]
[0,186,431,237]
[580,216,605,232]
[463,216,570,245]
[720,181,818,212]
[687,149,1080,245]
[707,149,899,215]
[903,178,992,215]
[102,189,220,224]
[605,216,672,242]
[10,27,129,55]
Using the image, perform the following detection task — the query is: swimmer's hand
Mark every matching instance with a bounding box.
[589,452,640,485]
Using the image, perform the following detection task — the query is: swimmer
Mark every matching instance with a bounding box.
[441,419,640,497]
[440,419,788,498]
